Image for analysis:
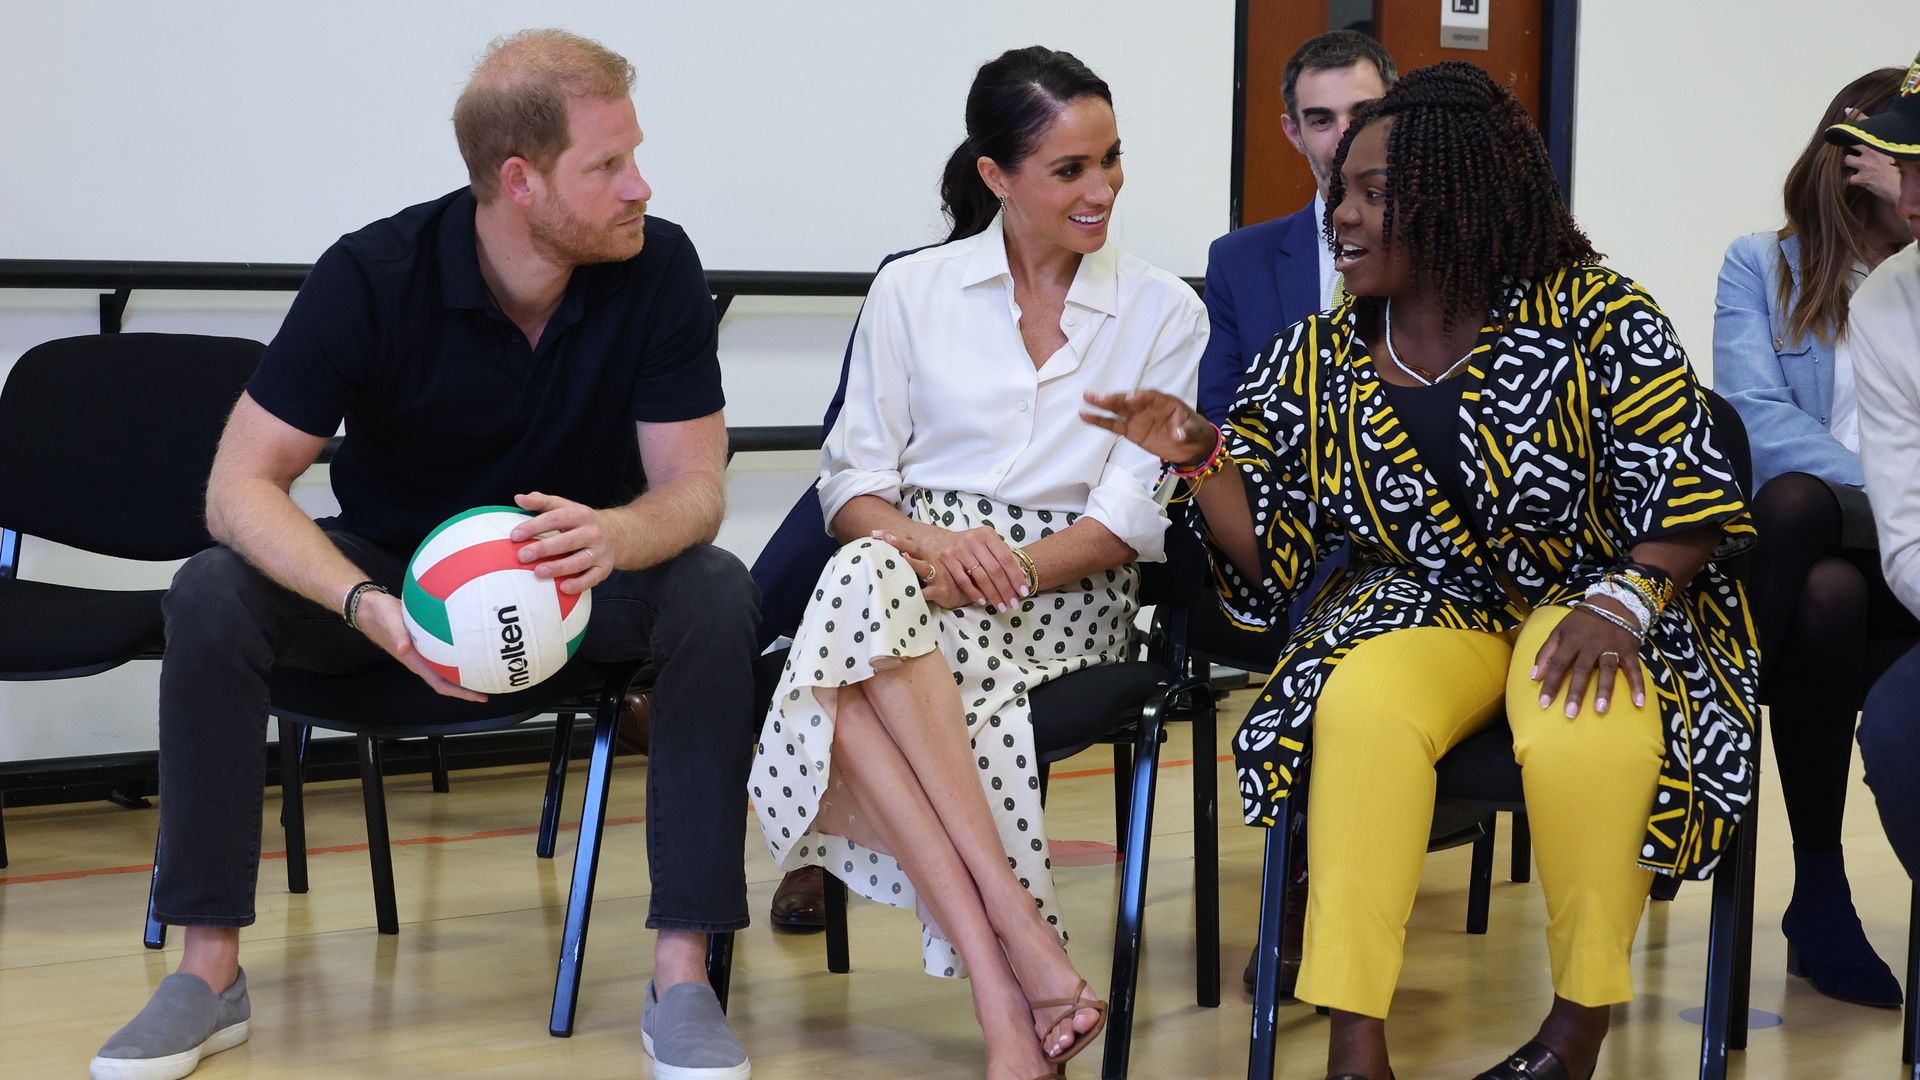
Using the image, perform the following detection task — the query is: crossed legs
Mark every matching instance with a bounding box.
[827,651,1101,1077]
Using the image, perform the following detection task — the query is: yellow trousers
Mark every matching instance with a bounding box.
[1293,607,1665,1019]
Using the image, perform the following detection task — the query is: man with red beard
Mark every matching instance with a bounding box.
[91,29,757,1080]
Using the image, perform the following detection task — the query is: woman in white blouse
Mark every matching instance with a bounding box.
[750,46,1203,1080]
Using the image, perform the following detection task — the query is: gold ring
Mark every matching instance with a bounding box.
[924,563,939,584]
[1598,650,1621,663]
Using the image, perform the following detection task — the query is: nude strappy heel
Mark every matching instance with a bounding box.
[1032,978,1108,1065]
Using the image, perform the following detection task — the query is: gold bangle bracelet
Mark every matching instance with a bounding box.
[1012,548,1040,594]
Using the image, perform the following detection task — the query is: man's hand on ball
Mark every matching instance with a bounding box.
[511,491,614,594]
[353,590,487,702]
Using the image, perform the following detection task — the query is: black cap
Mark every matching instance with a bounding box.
[1827,52,1920,159]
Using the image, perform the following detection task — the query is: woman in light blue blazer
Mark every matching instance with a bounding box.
[1715,65,1917,1009]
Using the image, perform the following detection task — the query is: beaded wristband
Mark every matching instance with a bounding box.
[1605,571,1661,616]
[1584,580,1651,634]
[1618,560,1676,606]
[1574,600,1646,643]
[1167,421,1226,480]
[1616,571,1673,615]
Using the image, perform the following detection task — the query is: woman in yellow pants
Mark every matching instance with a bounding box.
[1085,62,1759,1080]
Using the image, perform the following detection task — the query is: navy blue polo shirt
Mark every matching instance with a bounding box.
[247,188,724,555]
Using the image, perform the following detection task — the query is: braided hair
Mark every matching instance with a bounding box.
[1325,61,1598,330]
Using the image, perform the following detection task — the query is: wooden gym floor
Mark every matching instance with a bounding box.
[2,688,1914,1078]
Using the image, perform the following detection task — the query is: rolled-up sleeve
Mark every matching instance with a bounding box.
[1082,299,1208,562]
[818,268,912,531]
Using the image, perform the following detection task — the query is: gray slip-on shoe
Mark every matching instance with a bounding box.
[90,969,251,1080]
[641,980,750,1080]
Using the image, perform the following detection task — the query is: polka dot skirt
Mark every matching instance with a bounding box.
[751,489,1139,978]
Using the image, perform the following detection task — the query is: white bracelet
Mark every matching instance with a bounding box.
[1583,580,1650,635]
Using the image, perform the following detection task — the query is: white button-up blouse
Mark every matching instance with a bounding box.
[818,216,1207,562]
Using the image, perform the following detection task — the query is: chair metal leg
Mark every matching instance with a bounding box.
[1509,809,1531,883]
[550,694,621,1037]
[1191,696,1221,1009]
[144,833,166,949]
[358,736,399,936]
[707,931,735,1012]
[1112,741,1134,853]
[1247,810,1293,1080]
[1730,799,1759,1051]
[1697,822,1747,1080]
[427,735,451,794]
[824,872,850,974]
[1904,884,1918,1068]
[277,717,308,894]
[1101,699,1169,1080]
[538,714,576,859]
[1467,814,1495,935]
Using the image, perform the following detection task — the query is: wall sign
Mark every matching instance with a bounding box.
[1441,0,1490,50]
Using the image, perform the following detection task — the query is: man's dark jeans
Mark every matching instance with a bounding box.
[1860,640,1920,882]
[150,530,760,933]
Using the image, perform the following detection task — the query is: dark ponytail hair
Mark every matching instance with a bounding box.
[940,46,1113,243]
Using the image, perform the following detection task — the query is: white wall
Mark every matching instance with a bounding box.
[0,1,1232,760]
[1571,0,1920,381]
[0,0,1232,275]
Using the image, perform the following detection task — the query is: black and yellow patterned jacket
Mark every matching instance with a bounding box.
[1206,265,1759,880]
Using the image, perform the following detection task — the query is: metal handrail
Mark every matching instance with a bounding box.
[0,258,1204,331]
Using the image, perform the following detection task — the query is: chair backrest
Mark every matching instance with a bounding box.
[0,333,262,561]
[1701,387,1754,501]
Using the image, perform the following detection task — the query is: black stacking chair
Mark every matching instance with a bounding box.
[1249,390,1764,1079]
[139,657,731,1035]
[0,333,262,868]
[1906,886,1920,1078]
[809,563,1210,1080]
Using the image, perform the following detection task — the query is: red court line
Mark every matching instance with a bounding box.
[0,815,648,887]
[1,753,1237,888]
[1049,752,1233,781]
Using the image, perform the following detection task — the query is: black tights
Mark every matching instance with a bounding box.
[1748,472,1903,853]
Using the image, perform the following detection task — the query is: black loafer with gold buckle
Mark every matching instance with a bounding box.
[1473,1040,1572,1079]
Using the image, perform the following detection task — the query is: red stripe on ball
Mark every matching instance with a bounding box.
[417,538,532,599]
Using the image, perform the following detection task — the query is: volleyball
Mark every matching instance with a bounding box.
[401,505,591,694]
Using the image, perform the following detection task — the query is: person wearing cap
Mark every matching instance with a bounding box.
[1838,52,1920,883]
[1712,66,1916,1008]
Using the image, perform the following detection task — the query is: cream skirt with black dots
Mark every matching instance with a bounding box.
[752,488,1139,978]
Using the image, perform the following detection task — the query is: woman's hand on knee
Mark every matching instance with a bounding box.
[870,530,972,611]
[1531,605,1646,717]
[889,525,1024,611]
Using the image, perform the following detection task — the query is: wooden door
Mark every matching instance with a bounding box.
[1237,0,1547,230]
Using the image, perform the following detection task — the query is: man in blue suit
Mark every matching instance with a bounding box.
[1198,30,1395,422]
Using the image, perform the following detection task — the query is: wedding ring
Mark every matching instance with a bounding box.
[1598,650,1621,662]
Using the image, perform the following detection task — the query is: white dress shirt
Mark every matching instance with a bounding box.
[819,214,1207,562]
[1829,261,1870,453]
[1313,192,1338,310]
[1854,243,1920,616]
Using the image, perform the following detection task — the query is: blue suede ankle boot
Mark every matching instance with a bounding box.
[1781,846,1902,1008]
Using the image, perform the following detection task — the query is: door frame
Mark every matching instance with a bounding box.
[1228,0,1580,231]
